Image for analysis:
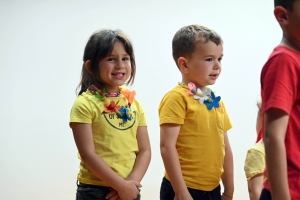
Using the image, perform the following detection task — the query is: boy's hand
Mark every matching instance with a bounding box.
[174,191,193,200]
[114,180,141,200]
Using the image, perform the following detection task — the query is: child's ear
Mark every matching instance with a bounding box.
[178,57,188,72]
[274,6,289,26]
[85,60,92,74]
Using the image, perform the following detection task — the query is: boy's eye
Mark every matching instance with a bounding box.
[107,58,114,61]
[206,58,213,62]
[218,58,222,62]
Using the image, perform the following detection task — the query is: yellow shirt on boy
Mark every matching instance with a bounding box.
[159,85,232,191]
[70,89,147,186]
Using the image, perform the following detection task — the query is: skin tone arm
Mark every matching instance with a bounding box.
[264,108,290,200]
[248,174,264,200]
[221,132,234,200]
[71,122,142,200]
[160,123,193,200]
[106,126,151,200]
[247,110,264,200]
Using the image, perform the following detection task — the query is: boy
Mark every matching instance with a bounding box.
[159,25,234,200]
[260,0,300,200]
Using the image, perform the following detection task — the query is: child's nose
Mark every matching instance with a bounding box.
[214,61,221,69]
[115,59,124,69]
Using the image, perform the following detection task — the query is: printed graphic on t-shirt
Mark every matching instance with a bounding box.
[102,109,136,130]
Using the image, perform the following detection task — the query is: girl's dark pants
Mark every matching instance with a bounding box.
[76,182,141,200]
[259,188,272,200]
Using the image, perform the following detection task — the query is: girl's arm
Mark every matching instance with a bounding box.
[264,108,290,200]
[247,174,264,200]
[221,132,234,199]
[160,123,193,200]
[71,122,141,200]
[126,126,151,181]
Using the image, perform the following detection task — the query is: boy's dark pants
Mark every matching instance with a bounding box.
[259,188,272,200]
[160,177,221,200]
[76,182,141,200]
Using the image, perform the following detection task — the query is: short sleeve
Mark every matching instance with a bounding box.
[261,53,300,114]
[244,144,265,180]
[158,91,186,125]
[135,99,147,126]
[70,96,93,125]
[220,100,233,132]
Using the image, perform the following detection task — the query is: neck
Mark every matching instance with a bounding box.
[180,80,207,92]
[92,85,120,96]
[281,35,300,53]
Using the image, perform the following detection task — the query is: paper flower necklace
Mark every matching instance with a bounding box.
[178,82,221,110]
[88,85,120,101]
[88,85,136,122]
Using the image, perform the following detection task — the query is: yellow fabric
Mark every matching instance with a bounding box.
[244,143,265,180]
[159,85,232,191]
[70,90,147,186]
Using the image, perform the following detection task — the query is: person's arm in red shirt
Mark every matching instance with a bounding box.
[264,108,290,200]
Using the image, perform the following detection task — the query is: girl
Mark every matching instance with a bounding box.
[244,101,265,200]
[70,29,151,200]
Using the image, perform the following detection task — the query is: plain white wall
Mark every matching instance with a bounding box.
[0,0,280,199]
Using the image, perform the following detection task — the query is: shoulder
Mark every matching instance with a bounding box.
[162,85,187,101]
[71,92,97,110]
[132,98,144,110]
[263,46,300,71]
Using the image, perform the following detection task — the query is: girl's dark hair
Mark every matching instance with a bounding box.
[76,29,136,95]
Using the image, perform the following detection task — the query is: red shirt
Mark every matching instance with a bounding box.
[261,45,300,199]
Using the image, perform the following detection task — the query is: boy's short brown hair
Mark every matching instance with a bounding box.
[172,24,223,67]
[274,0,298,11]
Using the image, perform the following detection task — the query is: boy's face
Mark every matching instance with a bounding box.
[287,0,300,41]
[182,41,223,91]
[286,0,300,42]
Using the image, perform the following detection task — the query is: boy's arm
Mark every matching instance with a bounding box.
[264,108,290,200]
[71,122,141,200]
[160,123,193,200]
[126,126,151,182]
[221,132,234,199]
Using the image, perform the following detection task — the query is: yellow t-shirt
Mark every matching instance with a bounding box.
[244,143,265,180]
[70,89,147,186]
[159,85,232,191]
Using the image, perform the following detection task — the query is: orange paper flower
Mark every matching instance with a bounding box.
[104,100,121,113]
[120,89,136,107]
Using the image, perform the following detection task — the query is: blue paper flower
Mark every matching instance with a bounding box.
[204,92,221,110]
[117,107,132,122]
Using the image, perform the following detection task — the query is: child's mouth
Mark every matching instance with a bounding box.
[112,73,125,78]
[209,74,218,79]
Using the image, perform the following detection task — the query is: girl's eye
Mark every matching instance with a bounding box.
[123,57,130,61]
[218,58,222,62]
[206,58,213,62]
[107,58,114,61]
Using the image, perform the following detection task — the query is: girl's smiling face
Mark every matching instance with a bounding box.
[98,42,131,93]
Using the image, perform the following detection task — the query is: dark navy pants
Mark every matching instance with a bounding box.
[259,188,272,200]
[160,177,221,200]
[76,182,141,200]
